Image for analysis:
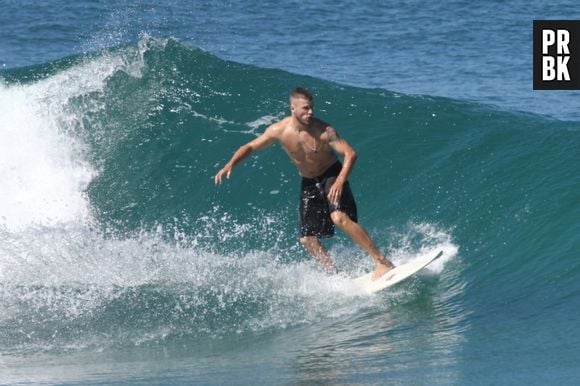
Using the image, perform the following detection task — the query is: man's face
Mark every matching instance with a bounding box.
[291,97,313,125]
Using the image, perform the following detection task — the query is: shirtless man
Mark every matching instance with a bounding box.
[214,87,394,280]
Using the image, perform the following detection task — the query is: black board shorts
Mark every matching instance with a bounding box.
[299,161,358,238]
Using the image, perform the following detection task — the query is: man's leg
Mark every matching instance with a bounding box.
[299,236,337,274]
[330,211,394,280]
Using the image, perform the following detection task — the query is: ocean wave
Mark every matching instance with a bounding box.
[0,37,578,354]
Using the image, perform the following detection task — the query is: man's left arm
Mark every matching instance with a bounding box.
[326,126,357,204]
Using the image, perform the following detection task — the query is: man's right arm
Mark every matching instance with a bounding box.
[214,124,278,185]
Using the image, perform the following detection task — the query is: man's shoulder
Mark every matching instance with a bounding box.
[276,116,293,127]
[311,118,336,137]
[266,117,292,135]
[312,118,332,131]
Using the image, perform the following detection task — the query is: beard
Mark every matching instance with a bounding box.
[297,115,312,126]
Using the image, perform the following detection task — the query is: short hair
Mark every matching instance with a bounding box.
[290,87,313,101]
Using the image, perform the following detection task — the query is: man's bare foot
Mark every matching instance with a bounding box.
[371,261,395,281]
[325,265,339,275]
[321,260,338,275]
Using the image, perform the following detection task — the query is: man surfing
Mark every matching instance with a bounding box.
[214,87,394,280]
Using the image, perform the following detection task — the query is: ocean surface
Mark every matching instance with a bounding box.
[1,1,579,385]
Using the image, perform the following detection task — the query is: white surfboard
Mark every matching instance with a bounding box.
[354,250,444,294]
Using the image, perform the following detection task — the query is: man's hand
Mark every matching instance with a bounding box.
[327,177,345,205]
[214,164,233,185]
[213,128,277,186]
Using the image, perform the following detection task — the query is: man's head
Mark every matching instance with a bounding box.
[290,87,314,126]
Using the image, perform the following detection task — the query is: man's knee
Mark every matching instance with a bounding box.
[300,236,318,248]
[330,211,351,227]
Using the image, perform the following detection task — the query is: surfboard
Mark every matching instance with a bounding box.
[354,250,444,294]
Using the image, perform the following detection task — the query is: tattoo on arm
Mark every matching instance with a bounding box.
[327,128,344,145]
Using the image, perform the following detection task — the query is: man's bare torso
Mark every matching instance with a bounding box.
[271,117,338,178]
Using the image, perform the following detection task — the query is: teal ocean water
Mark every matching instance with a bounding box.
[1,2,580,385]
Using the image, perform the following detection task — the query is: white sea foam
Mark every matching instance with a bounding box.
[0,39,155,232]
[246,114,281,130]
[0,207,460,355]
[0,82,95,231]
